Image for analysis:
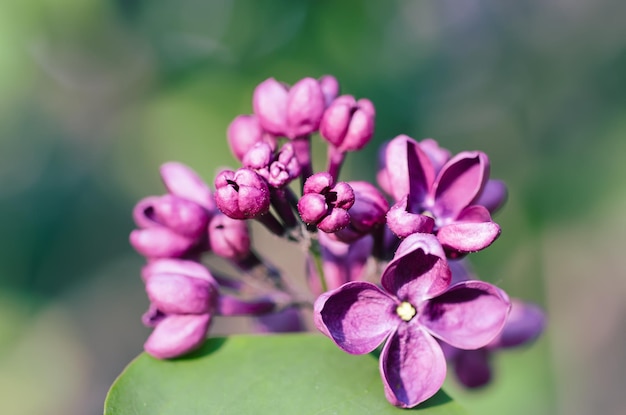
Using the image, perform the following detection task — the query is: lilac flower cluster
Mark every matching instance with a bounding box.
[130,75,545,408]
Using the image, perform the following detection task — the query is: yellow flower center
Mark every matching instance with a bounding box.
[396,301,417,321]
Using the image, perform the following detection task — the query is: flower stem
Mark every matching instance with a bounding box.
[309,238,328,293]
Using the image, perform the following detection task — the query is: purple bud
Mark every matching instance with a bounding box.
[214,168,271,219]
[242,142,274,171]
[253,77,325,139]
[160,162,214,211]
[243,142,301,188]
[207,212,251,262]
[268,142,300,188]
[133,195,210,238]
[227,115,276,162]
[298,172,355,233]
[321,95,375,152]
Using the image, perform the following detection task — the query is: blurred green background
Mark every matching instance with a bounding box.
[1,1,625,414]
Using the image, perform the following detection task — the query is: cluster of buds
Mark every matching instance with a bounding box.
[130,75,545,408]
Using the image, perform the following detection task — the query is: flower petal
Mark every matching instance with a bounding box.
[432,151,489,220]
[437,221,501,253]
[160,162,214,211]
[380,324,447,408]
[381,233,451,303]
[421,281,511,349]
[386,197,435,238]
[384,135,435,203]
[144,314,211,359]
[253,78,289,136]
[314,281,397,354]
[129,228,196,258]
[146,274,216,315]
[475,179,508,214]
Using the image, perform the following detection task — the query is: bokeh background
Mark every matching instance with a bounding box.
[1,1,625,414]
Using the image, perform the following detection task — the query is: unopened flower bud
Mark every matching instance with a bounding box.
[253,77,325,139]
[133,195,210,238]
[298,172,354,233]
[214,168,270,219]
[320,95,375,152]
[268,142,300,188]
[242,142,273,171]
[207,212,251,262]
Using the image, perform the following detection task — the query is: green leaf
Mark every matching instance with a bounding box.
[105,333,467,414]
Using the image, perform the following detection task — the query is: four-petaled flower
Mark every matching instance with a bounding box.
[314,233,510,408]
[380,135,501,256]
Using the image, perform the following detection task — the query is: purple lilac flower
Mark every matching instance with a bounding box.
[380,135,501,256]
[314,233,510,408]
[297,172,355,233]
